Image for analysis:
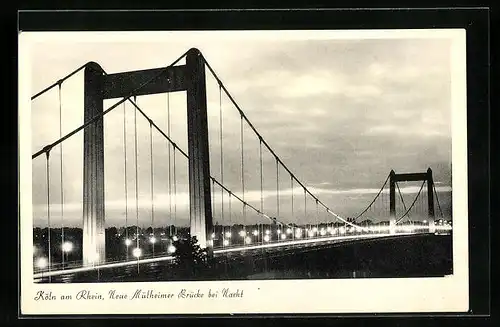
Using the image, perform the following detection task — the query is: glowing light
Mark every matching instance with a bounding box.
[327,227,332,232]
[245,236,252,244]
[132,248,142,258]
[263,235,270,242]
[423,220,428,224]
[312,227,318,232]
[149,237,157,244]
[280,234,286,240]
[125,239,132,246]
[330,229,335,235]
[295,229,302,238]
[339,227,346,234]
[36,257,48,269]
[265,230,270,235]
[239,230,246,237]
[308,230,314,237]
[211,233,216,238]
[223,239,230,246]
[320,229,326,236]
[172,235,179,241]
[225,231,232,238]
[252,230,258,236]
[276,229,281,234]
[286,228,292,234]
[167,245,176,254]
[61,241,73,253]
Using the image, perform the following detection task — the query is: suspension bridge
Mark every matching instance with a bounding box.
[30,48,452,282]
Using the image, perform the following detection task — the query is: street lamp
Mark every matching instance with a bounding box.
[36,257,48,270]
[167,244,176,254]
[62,241,73,253]
[133,247,142,258]
[61,241,73,266]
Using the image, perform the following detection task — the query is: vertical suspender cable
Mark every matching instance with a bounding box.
[167,93,172,237]
[149,122,155,255]
[316,199,319,237]
[240,115,246,234]
[58,83,65,266]
[133,96,139,250]
[259,140,263,213]
[304,188,307,234]
[219,85,224,242]
[45,151,52,279]
[173,146,177,236]
[123,102,129,257]
[276,159,279,219]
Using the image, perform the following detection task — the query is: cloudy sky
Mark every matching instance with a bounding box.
[28,31,455,228]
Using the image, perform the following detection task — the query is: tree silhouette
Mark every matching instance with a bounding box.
[172,236,215,279]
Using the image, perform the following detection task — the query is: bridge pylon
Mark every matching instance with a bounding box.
[389,168,435,225]
[82,48,214,265]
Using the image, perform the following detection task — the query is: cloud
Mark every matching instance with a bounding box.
[29,34,454,226]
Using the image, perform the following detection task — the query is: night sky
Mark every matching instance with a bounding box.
[29,31,454,228]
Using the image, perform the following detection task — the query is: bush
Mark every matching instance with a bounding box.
[171,236,216,279]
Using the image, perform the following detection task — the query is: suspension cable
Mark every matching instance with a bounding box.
[433,184,445,219]
[202,55,353,223]
[31,63,88,101]
[210,178,285,226]
[58,83,65,266]
[133,96,139,249]
[395,182,410,221]
[291,175,294,224]
[352,174,391,222]
[32,50,189,160]
[396,180,426,224]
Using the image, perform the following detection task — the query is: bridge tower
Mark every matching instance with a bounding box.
[82,48,213,265]
[389,168,435,232]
